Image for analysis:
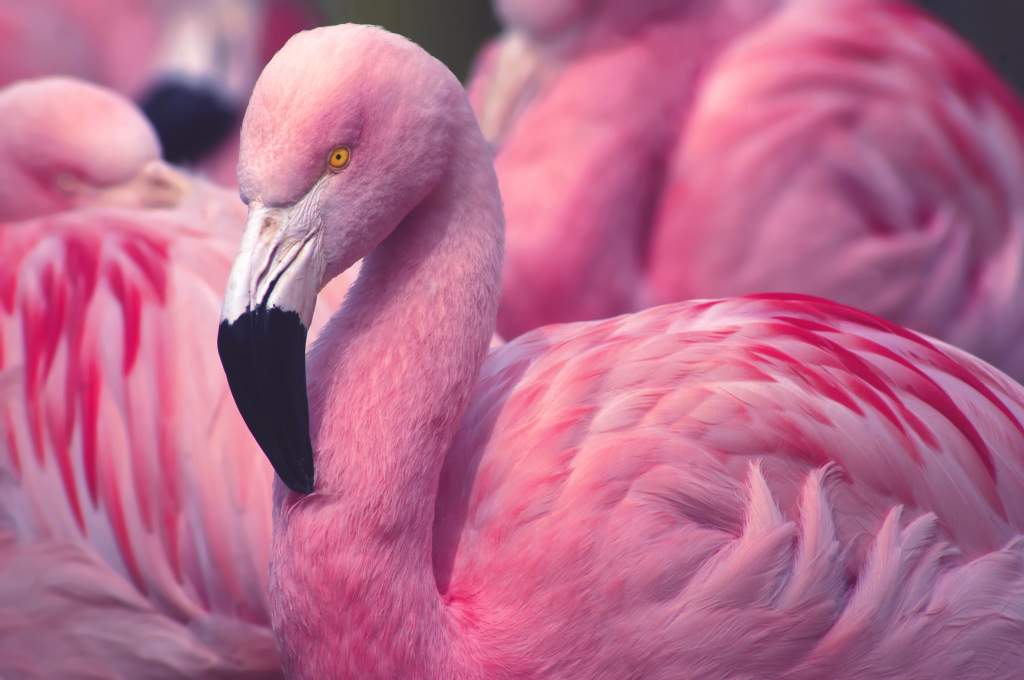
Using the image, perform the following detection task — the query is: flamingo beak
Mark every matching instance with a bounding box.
[62,160,189,210]
[217,202,324,494]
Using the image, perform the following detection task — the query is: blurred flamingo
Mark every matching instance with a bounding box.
[0,77,354,679]
[0,210,282,679]
[0,78,178,221]
[217,25,1024,679]
[647,0,1024,380]
[0,0,318,183]
[473,0,1024,383]
[139,0,321,183]
[468,0,782,337]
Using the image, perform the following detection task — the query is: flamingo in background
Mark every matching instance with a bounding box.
[0,78,180,221]
[0,76,355,678]
[0,210,281,679]
[218,25,1024,679]
[468,0,782,337]
[138,0,320,184]
[473,0,1024,383]
[0,0,319,184]
[647,0,1024,381]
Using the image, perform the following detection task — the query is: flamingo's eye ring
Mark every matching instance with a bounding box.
[327,146,351,171]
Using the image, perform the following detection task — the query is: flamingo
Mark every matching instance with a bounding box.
[0,0,318,185]
[646,0,1024,381]
[0,77,355,679]
[472,0,1024,384]
[139,0,320,181]
[0,209,283,679]
[467,0,782,337]
[218,24,1024,679]
[0,76,274,241]
[0,219,355,679]
[0,77,183,221]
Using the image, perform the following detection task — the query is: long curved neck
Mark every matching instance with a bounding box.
[268,115,503,678]
[536,0,780,58]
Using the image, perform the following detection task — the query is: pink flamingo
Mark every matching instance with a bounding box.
[0,78,183,221]
[468,0,782,338]
[218,25,1024,678]
[0,76,272,240]
[473,0,1024,383]
[0,216,355,679]
[646,0,1024,381]
[0,209,282,678]
[0,0,318,184]
[0,78,355,678]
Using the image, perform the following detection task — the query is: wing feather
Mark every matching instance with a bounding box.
[445,294,1024,579]
[0,209,273,625]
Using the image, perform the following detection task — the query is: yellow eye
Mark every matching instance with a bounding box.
[328,146,351,170]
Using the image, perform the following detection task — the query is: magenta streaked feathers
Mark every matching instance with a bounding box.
[0,78,355,678]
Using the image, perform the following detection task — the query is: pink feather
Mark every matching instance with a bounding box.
[0,79,355,678]
[474,0,1024,386]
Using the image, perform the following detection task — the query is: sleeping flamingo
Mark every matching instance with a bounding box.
[473,0,1024,383]
[0,76,286,244]
[0,78,355,679]
[0,77,184,221]
[218,24,1024,679]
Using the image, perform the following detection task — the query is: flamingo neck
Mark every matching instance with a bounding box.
[268,119,503,678]
[535,0,779,58]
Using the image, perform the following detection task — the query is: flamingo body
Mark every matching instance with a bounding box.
[470,0,778,337]
[0,77,356,678]
[648,0,1024,381]
[285,293,1024,679]
[473,0,1024,385]
[429,294,1024,679]
[0,210,281,678]
[218,25,1024,679]
[0,206,356,678]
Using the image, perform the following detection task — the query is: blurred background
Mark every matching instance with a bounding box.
[4,0,1019,180]
[915,0,1024,91]
[327,0,1021,87]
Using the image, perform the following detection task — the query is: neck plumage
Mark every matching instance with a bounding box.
[268,114,503,678]
[540,0,780,58]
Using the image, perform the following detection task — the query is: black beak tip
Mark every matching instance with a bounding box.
[280,464,316,496]
[217,308,316,496]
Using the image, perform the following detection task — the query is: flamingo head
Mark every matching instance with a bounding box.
[0,77,188,221]
[218,24,466,494]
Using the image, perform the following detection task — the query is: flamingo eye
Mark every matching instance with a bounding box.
[327,146,351,171]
